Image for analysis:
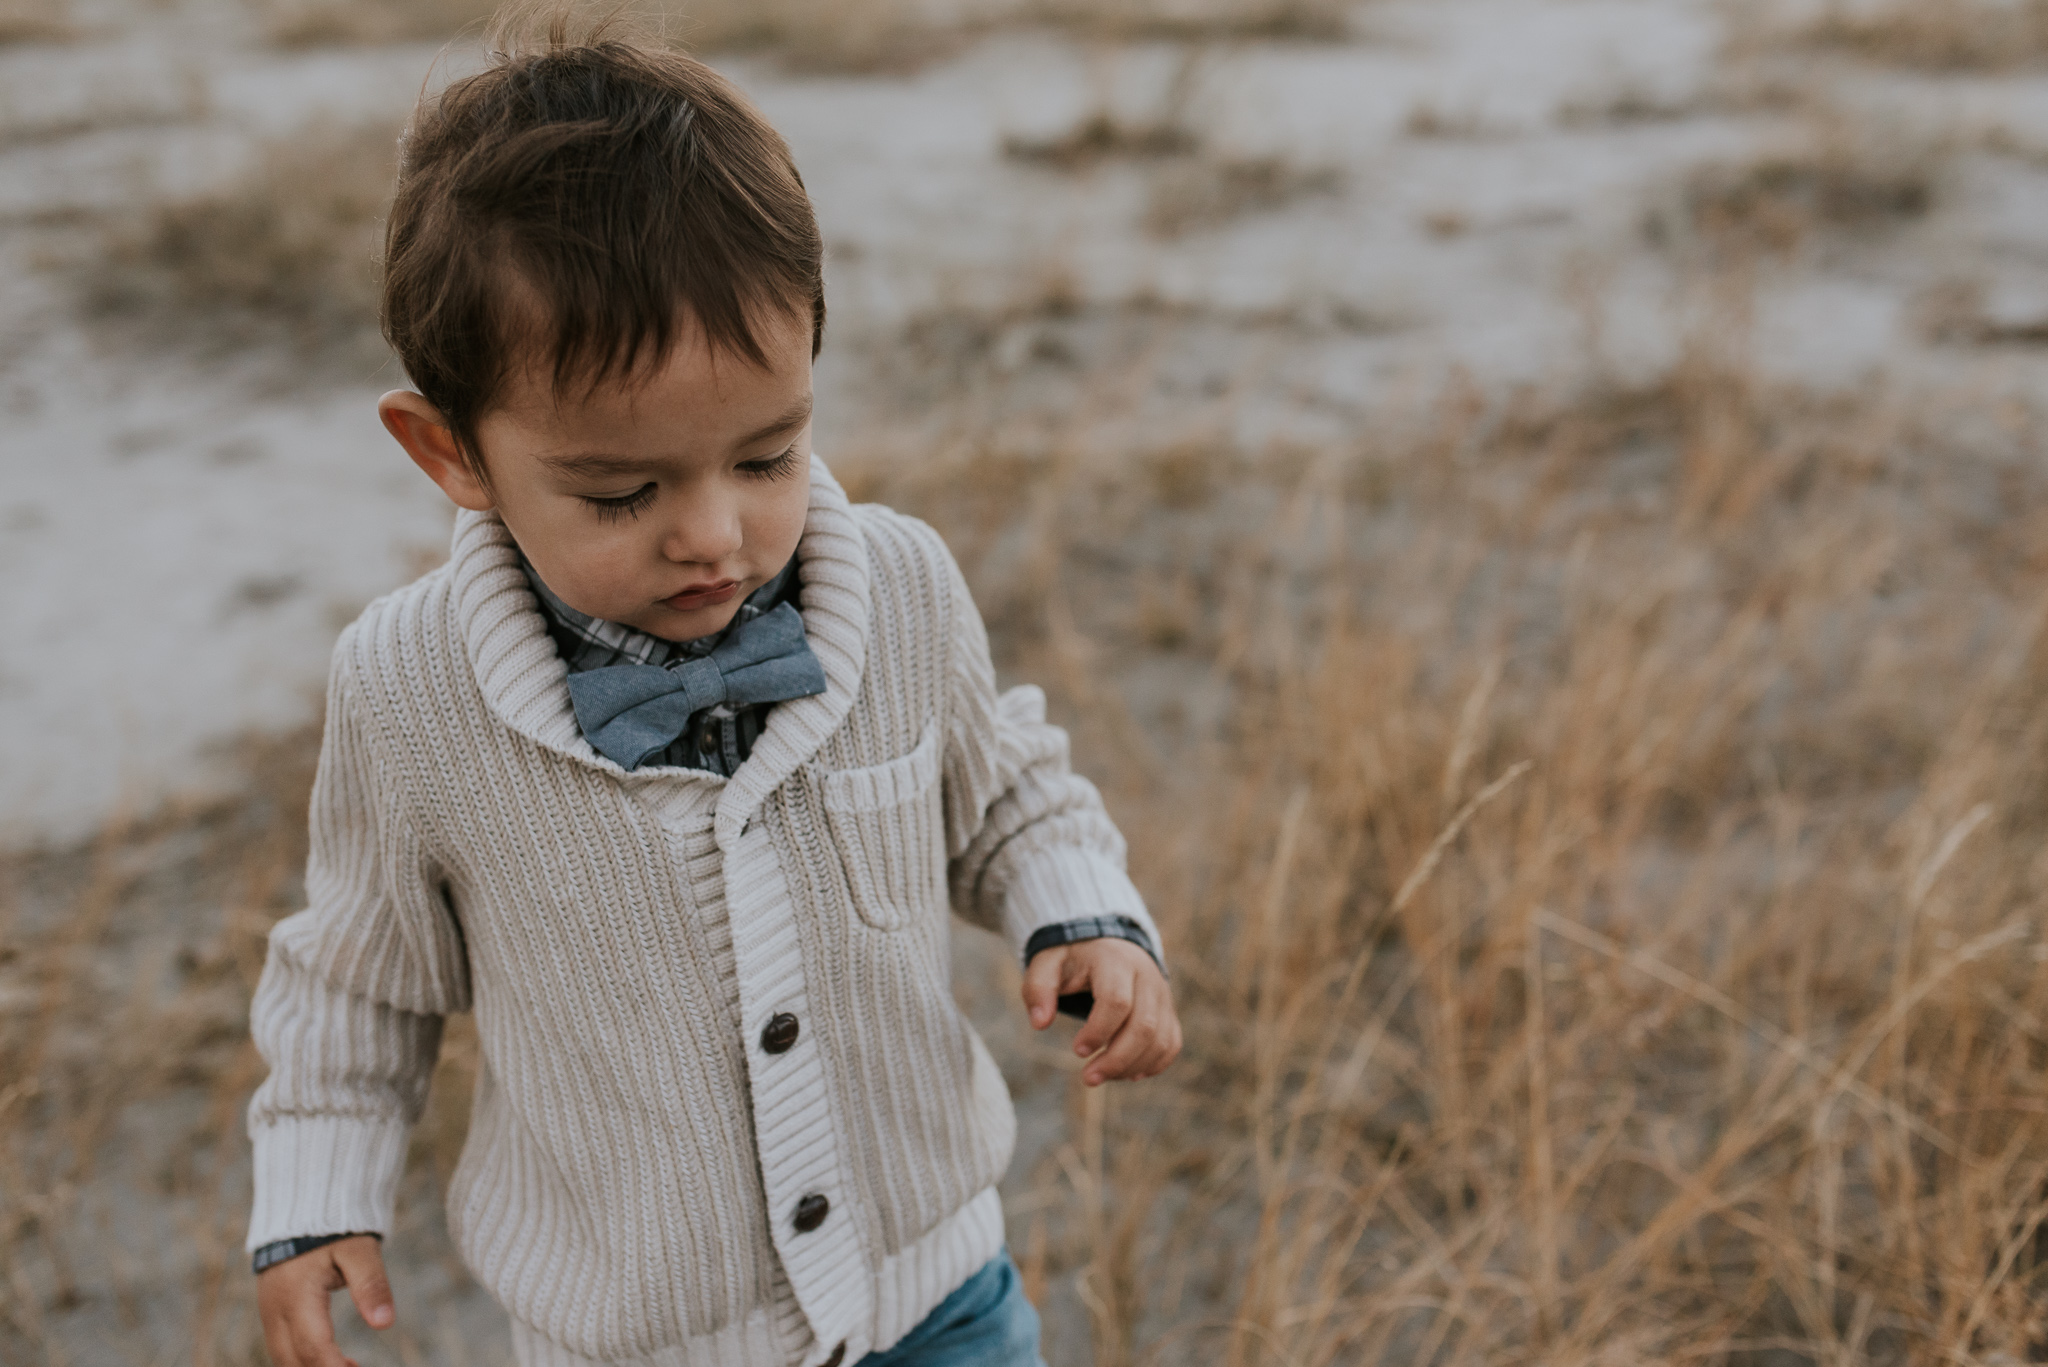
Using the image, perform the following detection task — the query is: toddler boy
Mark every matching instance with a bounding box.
[246,16,1179,1367]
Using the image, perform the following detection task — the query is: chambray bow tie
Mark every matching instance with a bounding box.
[565,602,827,770]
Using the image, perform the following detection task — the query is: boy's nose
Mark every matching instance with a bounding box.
[662,494,744,565]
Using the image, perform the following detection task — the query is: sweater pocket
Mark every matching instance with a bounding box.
[819,723,945,932]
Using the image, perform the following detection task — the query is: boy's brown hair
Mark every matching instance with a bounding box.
[382,10,824,467]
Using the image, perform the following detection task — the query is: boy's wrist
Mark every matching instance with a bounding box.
[252,1231,380,1275]
[1022,916,1164,975]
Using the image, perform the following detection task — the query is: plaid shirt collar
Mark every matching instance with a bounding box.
[522,556,802,674]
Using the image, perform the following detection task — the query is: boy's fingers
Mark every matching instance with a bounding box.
[1090,980,1180,1083]
[1020,948,1069,1030]
[1083,1003,1158,1083]
[332,1236,396,1331]
[1070,972,1134,1060]
[1138,991,1184,1078]
[283,1295,350,1367]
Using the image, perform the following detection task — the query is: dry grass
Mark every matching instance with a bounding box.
[253,0,1351,67]
[12,268,2048,1362]
[1668,134,1938,255]
[1143,156,1342,237]
[835,322,2048,1361]
[1798,0,2048,72]
[1031,0,1348,43]
[262,0,498,48]
[0,0,70,46]
[82,123,397,363]
[1915,277,2048,349]
[1005,113,1202,170]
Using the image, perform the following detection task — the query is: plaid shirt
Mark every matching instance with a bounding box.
[523,557,802,777]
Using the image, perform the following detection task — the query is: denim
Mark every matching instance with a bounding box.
[860,1251,1046,1367]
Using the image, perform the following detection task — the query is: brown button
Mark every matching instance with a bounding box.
[793,1193,830,1233]
[821,1346,845,1367]
[761,1012,799,1054]
[696,722,720,754]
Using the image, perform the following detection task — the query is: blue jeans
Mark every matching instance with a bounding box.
[859,1251,1046,1367]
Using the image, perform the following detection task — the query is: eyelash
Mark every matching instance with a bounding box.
[580,445,802,523]
[584,484,657,524]
[738,445,804,481]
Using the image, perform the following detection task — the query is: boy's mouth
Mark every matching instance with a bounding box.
[664,579,742,610]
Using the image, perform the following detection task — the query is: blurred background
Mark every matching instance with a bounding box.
[11,0,2048,1362]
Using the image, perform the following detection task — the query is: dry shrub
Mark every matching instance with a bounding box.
[0,0,69,46]
[1006,113,1201,168]
[1801,0,2048,71]
[262,0,493,46]
[256,0,1350,66]
[85,122,397,361]
[262,0,969,71]
[1005,49,1204,170]
[1031,0,1349,42]
[1143,156,1342,237]
[1674,136,1938,254]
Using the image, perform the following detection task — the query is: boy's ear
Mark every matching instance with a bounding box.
[379,390,494,512]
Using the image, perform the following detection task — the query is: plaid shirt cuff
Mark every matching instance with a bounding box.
[252,1231,379,1275]
[1022,916,1165,1020]
[1023,915,1163,973]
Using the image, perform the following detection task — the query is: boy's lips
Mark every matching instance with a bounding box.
[664,579,741,610]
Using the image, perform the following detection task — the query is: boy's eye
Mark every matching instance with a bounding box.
[738,445,803,480]
[581,483,658,523]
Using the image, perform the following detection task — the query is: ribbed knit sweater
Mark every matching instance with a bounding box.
[244,460,1160,1367]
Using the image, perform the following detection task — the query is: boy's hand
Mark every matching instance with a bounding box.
[256,1235,395,1367]
[1022,938,1182,1085]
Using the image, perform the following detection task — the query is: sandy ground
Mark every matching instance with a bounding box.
[14,0,2048,847]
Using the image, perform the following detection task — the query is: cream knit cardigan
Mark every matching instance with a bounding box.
[245,460,1160,1367]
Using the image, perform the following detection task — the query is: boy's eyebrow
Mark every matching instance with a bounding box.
[737,394,813,447]
[537,396,814,479]
[537,452,659,478]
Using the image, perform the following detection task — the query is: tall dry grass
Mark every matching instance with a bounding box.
[10,273,2048,1362]
[836,309,2048,1359]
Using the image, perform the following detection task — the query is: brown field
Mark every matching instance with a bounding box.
[8,1,2048,1364]
[13,295,2048,1360]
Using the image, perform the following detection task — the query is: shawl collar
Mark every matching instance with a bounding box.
[450,457,873,849]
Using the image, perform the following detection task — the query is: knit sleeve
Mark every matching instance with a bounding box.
[244,636,471,1252]
[938,554,1164,964]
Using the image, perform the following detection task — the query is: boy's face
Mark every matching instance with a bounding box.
[383,306,815,643]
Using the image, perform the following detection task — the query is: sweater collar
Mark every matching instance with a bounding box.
[448,456,873,847]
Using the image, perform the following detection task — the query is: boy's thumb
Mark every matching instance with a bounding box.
[332,1236,396,1330]
[1021,948,1067,1030]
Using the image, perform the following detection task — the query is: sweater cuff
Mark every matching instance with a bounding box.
[245,1115,412,1252]
[998,846,1163,965]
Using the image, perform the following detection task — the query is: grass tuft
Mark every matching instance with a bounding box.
[1800,0,2048,72]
